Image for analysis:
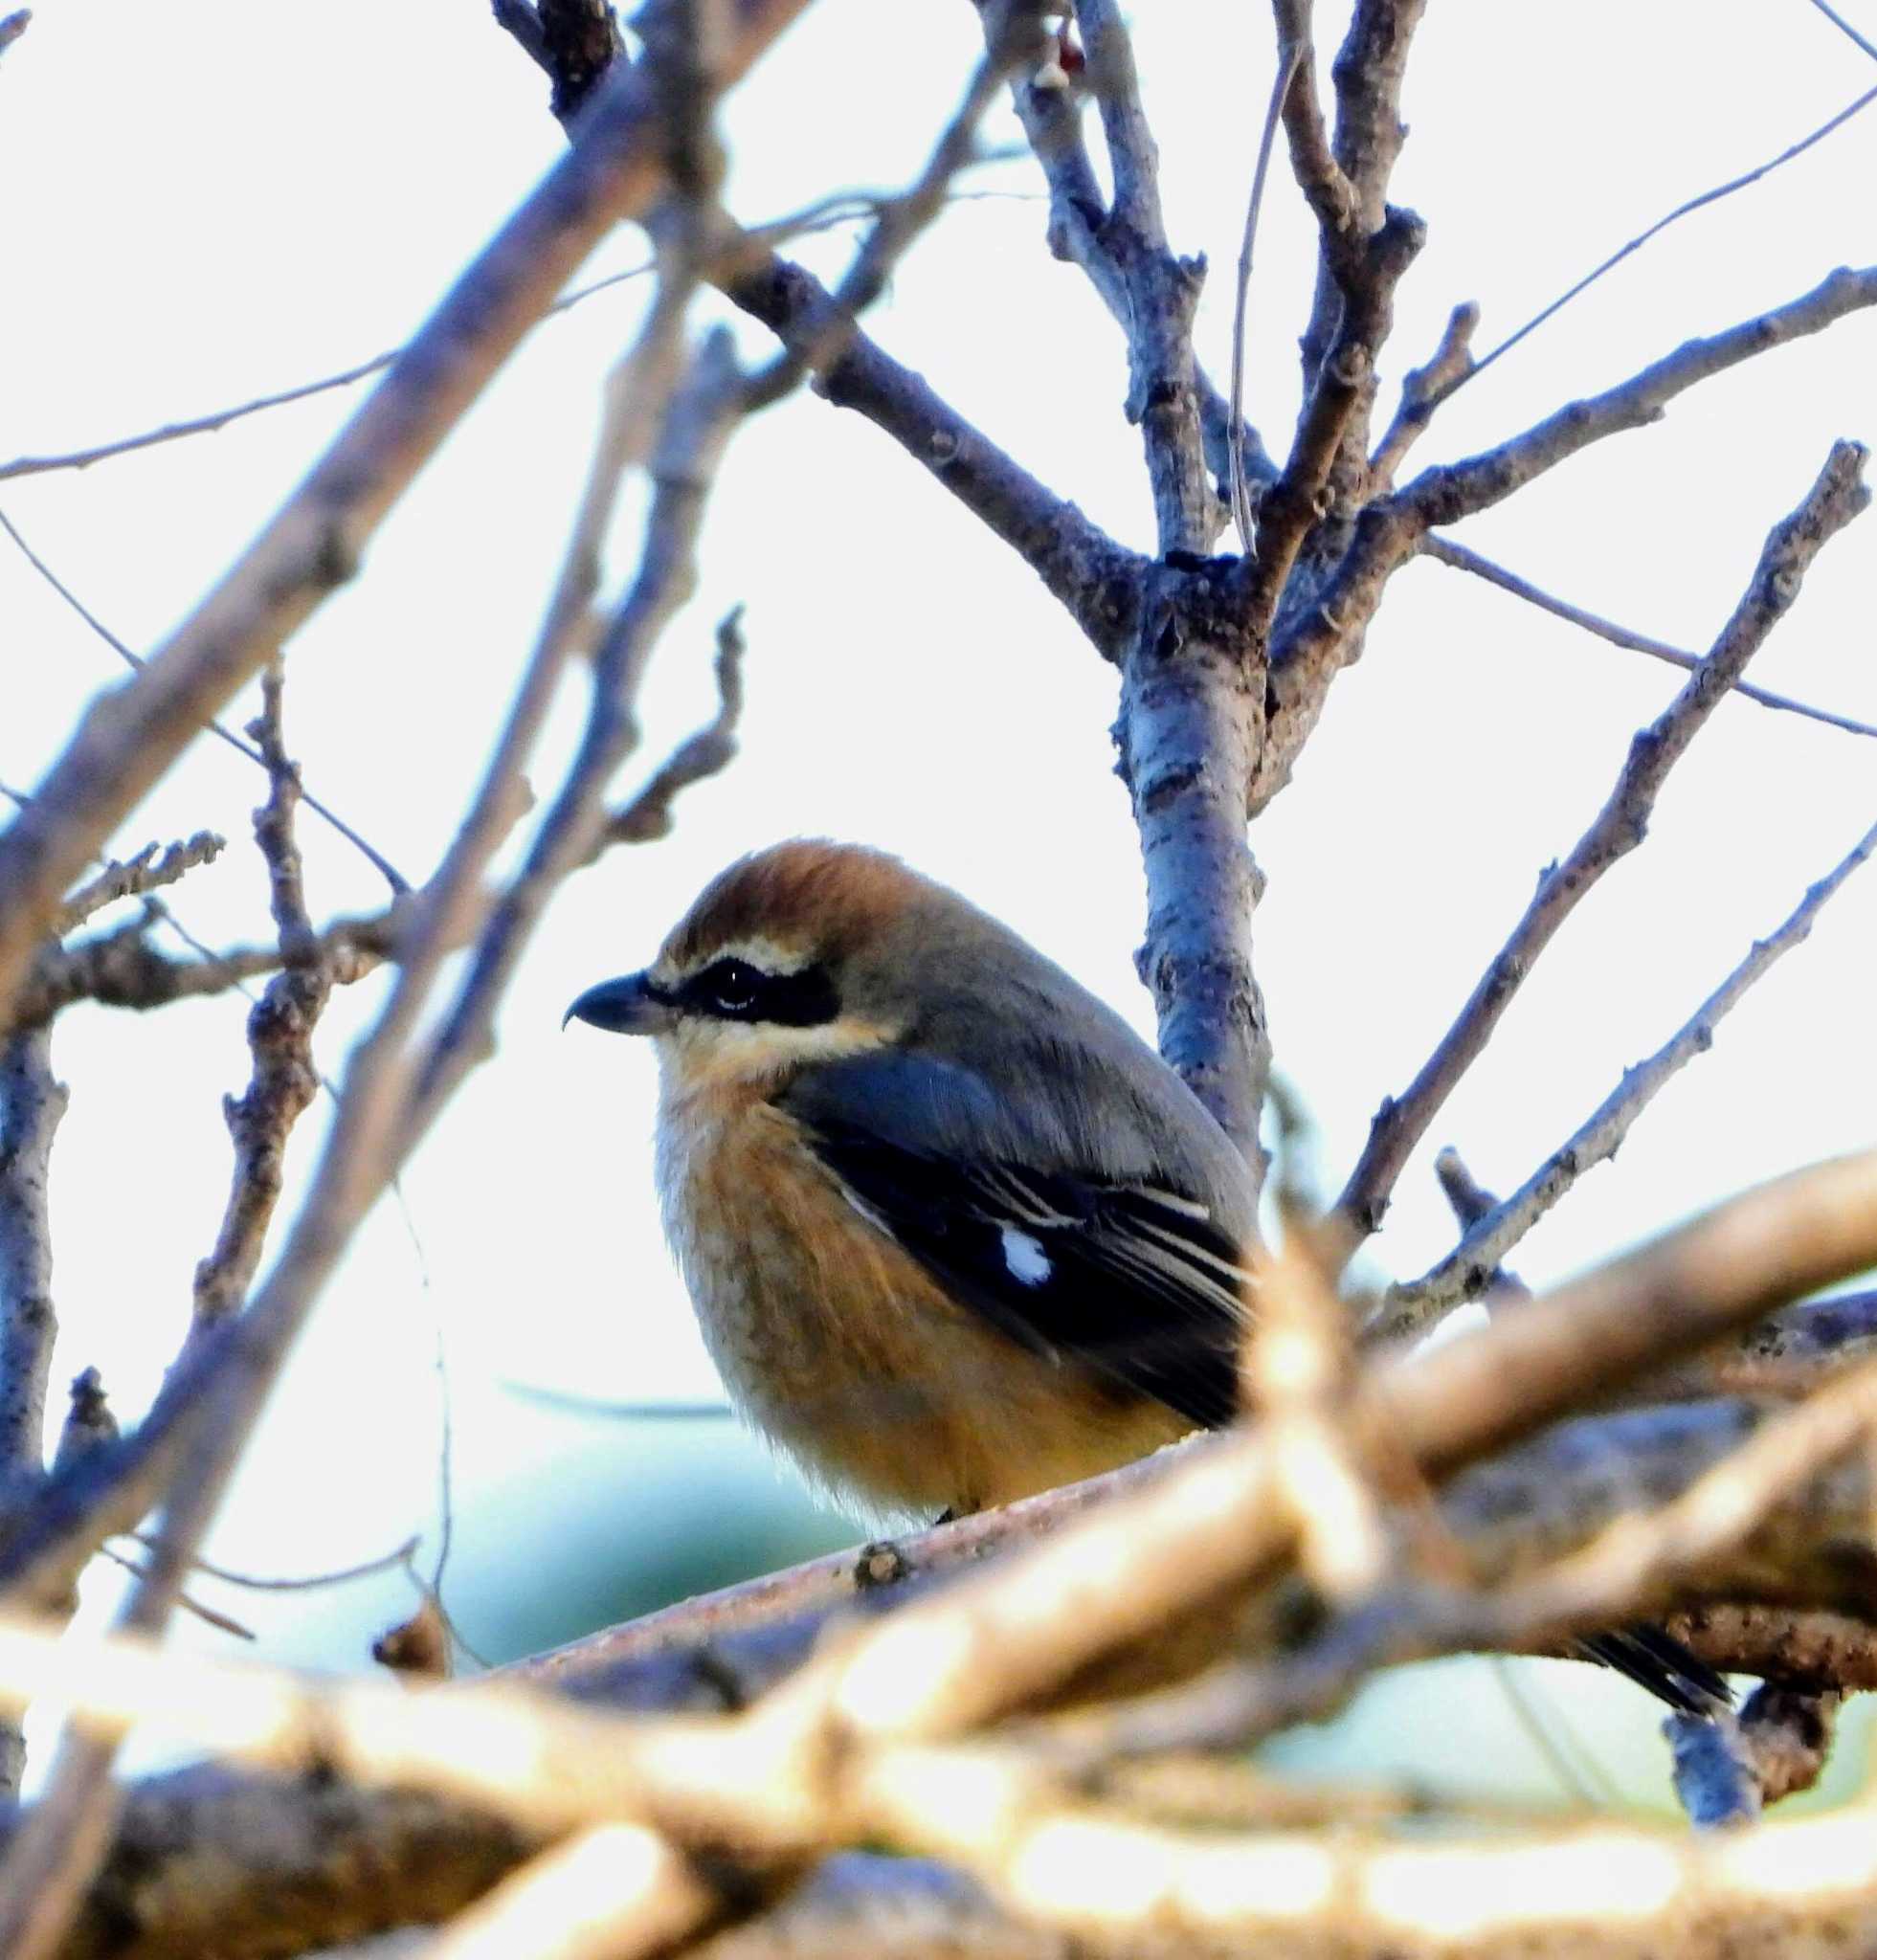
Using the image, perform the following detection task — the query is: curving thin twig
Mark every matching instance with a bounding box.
[1433,80,1877,410]
[1423,532,1877,743]
[0,508,408,894]
[1227,36,1304,548]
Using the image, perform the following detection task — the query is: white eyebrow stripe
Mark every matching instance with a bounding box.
[688,935,814,979]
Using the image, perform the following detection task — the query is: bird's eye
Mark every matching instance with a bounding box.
[704,958,763,1015]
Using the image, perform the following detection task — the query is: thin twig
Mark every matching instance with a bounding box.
[0,508,408,894]
[1262,264,1877,812]
[743,5,1048,409]
[1433,1147,1530,1302]
[1434,80,1877,409]
[1227,37,1303,548]
[726,244,1142,657]
[0,193,994,487]
[1805,0,1877,61]
[94,1548,256,1643]
[1367,300,1478,489]
[600,605,747,846]
[127,1531,421,1593]
[1375,813,1877,1339]
[14,902,403,1026]
[53,834,226,936]
[0,0,811,1036]
[1329,439,1869,1258]
[190,667,338,1330]
[1423,531,1877,743]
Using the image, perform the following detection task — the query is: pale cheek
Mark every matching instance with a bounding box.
[655,1016,897,1095]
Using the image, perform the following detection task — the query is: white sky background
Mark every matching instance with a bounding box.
[0,1,1873,1803]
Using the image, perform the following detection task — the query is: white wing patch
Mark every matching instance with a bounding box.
[1000,1226,1053,1286]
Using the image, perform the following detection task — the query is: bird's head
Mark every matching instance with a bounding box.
[565,841,952,1093]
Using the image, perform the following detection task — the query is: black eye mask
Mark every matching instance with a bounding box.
[681,957,840,1028]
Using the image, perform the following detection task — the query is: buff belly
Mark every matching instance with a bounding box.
[657,1094,1193,1521]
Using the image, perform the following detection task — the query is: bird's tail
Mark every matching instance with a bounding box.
[1577,1625,1732,1715]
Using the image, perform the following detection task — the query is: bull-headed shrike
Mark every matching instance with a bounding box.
[568,840,1726,1714]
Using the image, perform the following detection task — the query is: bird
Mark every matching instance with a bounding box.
[566,839,1728,1716]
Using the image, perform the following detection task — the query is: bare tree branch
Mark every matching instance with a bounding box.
[1375,813,1877,1339]
[1263,264,1877,808]
[739,3,1051,408]
[1438,82,1877,410]
[418,1821,729,1960]
[599,605,746,847]
[1328,438,1869,1257]
[1668,1602,1877,1687]
[1367,300,1478,489]
[495,0,628,124]
[1270,0,1357,241]
[189,671,340,1331]
[0,508,408,894]
[1422,531,1877,743]
[1432,1146,1530,1302]
[0,1024,64,1794]
[0,0,813,1036]
[13,903,403,1026]
[0,194,939,488]
[723,247,1143,657]
[1051,1368,1877,1771]
[0,1032,63,1498]
[1067,0,1214,553]
[9,1365,1877,1958]
[1806,0,1877,61]
[1226,33,1302,547]
[52,834,225,936]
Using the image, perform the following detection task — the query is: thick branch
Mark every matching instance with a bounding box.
[0,1025,64,1794]
[724,250,1143,657]
[0,1031,63,1494]
[1114,568,1269,1162]
[1271,0,1356,240]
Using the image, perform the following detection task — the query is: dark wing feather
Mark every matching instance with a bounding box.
[1577,1628,1732,1716]
[781,1053,1251,1431]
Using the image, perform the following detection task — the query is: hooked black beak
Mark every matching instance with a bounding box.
[563,970,675,1036]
